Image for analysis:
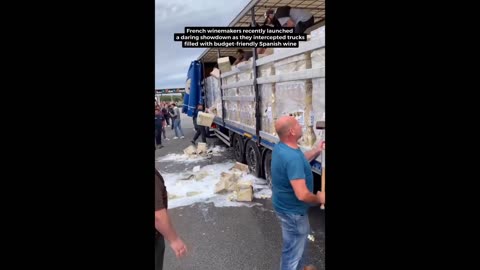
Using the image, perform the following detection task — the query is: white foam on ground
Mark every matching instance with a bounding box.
[156,146,227,163]
[161,161,271,209]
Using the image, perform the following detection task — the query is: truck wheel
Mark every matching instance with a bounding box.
[263,150,272,187]
[233,134,245,163]
[246,140,261,177]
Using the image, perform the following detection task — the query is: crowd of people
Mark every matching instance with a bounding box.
[155,101,208,150]
[155,102,186,149]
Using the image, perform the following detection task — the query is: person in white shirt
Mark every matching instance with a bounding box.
[265,7,314,34]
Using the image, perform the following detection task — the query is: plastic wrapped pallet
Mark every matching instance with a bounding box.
[236,60,253,75]
[237,63,253,97]
[273,53,311,75]
[204,76,215,109]
[311,48,325,69]
[215,101,223,118]
[258,63,275,77]
[222,74,238,97]
[211,77,222,118]
[274,80,313,138]
[238,86,253,97]
[312,78,325,125]
[258,63,276,134]
[260,83,275,134]
[204,76,222,118]
[311,48,325,139]
[310,26,325,42]
[224,100,239,122]
[238,101,255,128]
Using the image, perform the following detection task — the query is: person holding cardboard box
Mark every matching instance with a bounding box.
[191,104,207,145]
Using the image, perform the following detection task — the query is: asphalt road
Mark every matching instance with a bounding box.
[156,113,325,270]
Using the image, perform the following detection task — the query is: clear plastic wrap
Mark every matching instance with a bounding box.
[311,48,325,69]
[258,63,276,134]
[273,53,311,75]
[222,74,238,97]
[237,64,254,97]
[259,83,275,134]
[237,66,252,81]
[274,80,313,137]
[310,26,325,42]
[312,78,325,138]
[216,101,223,118]
[204,76,222,118]
[311,48,325,139]
[224,100,239,122]
[258,63,275,77]
[238,86,253,97]
[238,101,255,128]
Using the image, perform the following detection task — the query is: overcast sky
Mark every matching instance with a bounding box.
[155,0,251,89]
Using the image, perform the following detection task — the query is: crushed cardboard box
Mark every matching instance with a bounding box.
[231,162,249,173]
[168,194,182,200]
[196,142,208,154]
[236,181,253,202]
[214,172,240,194]
[179,173,195,180]
[186,191,202,197]
[194,171,209,181]
[183,145,197,155]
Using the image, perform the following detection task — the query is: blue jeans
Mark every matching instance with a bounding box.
[173,118,184,137]
[276,211,311,270]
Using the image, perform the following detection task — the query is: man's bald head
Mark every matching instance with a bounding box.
[275,116,296,139]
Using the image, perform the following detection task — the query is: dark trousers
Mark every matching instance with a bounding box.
[155,234,165,270]
[155,128,162,146]
[295,16,314,34]
[192,116,206,143]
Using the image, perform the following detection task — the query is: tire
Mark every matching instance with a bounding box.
[263,150,272,188]
[245,140,262,177]
[233,134,245,163]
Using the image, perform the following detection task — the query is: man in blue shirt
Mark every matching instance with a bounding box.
[271,115,325,270]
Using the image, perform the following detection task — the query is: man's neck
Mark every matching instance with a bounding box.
[282,138,299,149]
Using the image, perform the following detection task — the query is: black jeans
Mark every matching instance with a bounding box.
[155,128,162,146]
[155,234,165,270]
[192,116,206,143]
[295,15,314,34]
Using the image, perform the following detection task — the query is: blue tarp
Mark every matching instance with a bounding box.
[182,60,203,117]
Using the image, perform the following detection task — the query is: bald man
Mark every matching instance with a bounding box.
[271,116,325,270]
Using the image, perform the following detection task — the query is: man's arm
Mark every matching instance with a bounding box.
[290,179,324,204]
[155,209,188,258]
[155,172,187,258]
[304,142,323,162]
[155,208,179,243]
